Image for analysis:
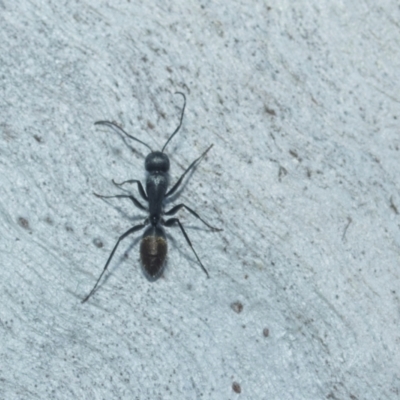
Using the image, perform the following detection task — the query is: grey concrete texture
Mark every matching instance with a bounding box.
[1,1,399,399]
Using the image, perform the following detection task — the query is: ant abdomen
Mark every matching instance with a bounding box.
[140,225,167,281]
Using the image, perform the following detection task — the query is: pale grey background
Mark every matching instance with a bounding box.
[1,1,399,399]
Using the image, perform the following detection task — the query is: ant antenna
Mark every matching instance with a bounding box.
[94,121,153,152]
[161,92,186,153]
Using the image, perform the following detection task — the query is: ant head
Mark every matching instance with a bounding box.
[145,151,170,173]
[95,92,186,172]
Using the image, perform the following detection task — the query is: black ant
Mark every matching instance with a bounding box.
[82,92,222,303]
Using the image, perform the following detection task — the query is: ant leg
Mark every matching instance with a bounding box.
[94,192,147,211]
[112,179,148,201]
[165,144,214,198]
[82,222,147,303]
[165,204,222,231]
[164,217,209,278]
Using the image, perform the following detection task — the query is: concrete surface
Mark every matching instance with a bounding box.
[1,1,399,399]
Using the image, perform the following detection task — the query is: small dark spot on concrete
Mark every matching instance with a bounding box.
[232,382,241,394]
[166,66,172,73]
[93,238,104,248]
[244,274,248,279]
[342,217,352,241]
[289,149,301,161]
[264,105,276,116]
[390,197,398,214]
[147,121,155,130]
[33,135,42,143]
[231,301,243,314]
[44,216,53,225]
[112,147,122,157]
[278,166,287,180]
[263,328,270,337]
[65,225,74,232]
[327,390,341,399]
[372,156,380,164]
[18,217,29,230]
